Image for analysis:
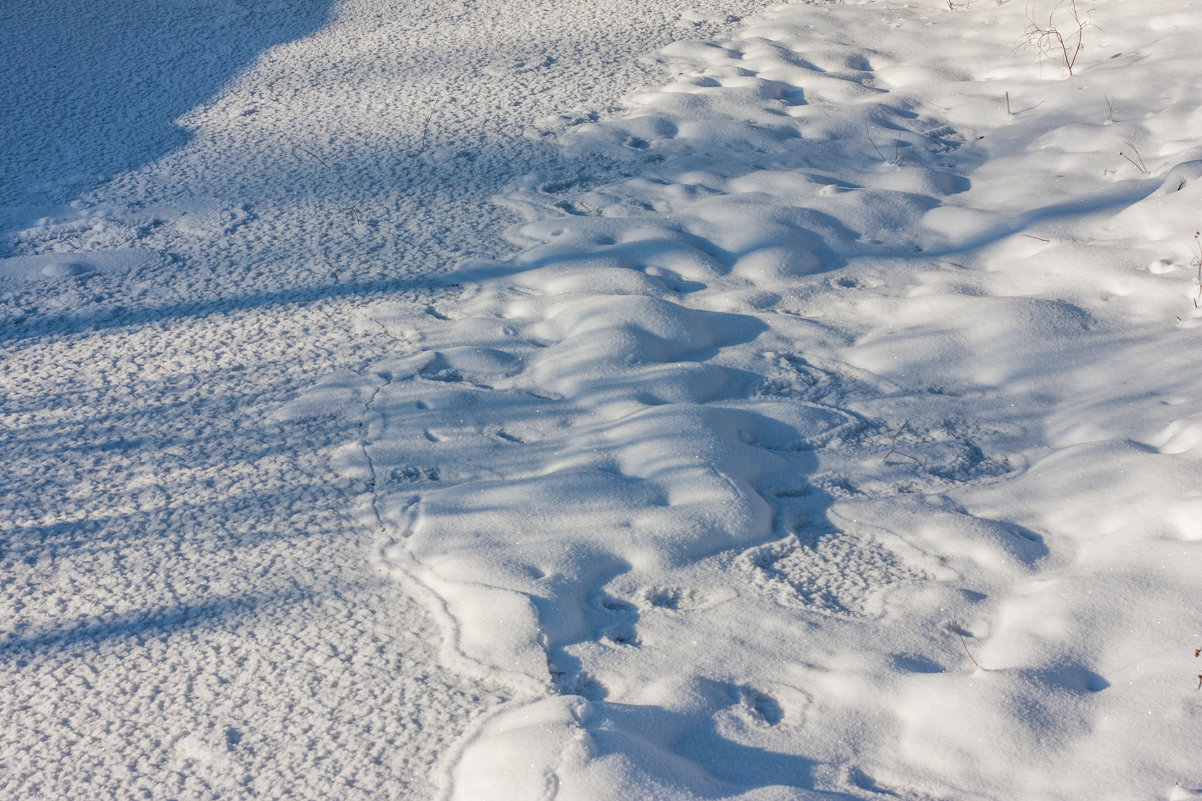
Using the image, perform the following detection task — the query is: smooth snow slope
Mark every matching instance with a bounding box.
[0,0,773,798]
[286,1,1202,799]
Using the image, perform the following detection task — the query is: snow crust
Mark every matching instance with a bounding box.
[1,0,772,796]
[5,0,1202,799]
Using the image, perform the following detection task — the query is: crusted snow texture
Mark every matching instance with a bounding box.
[4,0,1202,800]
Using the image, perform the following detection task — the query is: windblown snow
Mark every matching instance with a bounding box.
[3,1,1201,799]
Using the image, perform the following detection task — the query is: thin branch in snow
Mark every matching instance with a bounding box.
[1119,141,1149,175]
[867,124,889,163]
[883,421,922,465]
[297,144,334,172]
[1192,231,1202,307]
[297,145,369,228]
[1019,0,1094,77]
[867,125,921,167]
[951,617,986,670]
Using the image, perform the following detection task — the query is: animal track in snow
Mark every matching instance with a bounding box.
[292,3,1161,797]
[640,586,714,612]
[738,526,929,617]
[733,686,784,726]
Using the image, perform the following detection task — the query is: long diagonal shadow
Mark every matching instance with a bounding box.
[0,591,307,657]
[1,276,431,346]
[1,1,338,226]
[881,178,1160,259]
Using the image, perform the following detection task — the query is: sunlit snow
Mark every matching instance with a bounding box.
[3,1,1201,799]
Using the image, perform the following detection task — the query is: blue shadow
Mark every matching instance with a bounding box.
[1,0,337,222]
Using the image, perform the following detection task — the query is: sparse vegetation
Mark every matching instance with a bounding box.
[298,145,367,227]
[1191,231,1201,308]
[1020,0,1093,76]
[1119,141,1149,175]
[867,125,921,167]
[883,420,922,465]
[953,618,986,670]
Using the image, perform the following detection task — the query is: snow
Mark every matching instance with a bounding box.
[3,0,1202,799]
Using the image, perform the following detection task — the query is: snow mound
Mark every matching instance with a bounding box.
[294,0,1200,798]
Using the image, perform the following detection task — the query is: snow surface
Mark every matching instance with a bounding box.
[4,0,1202,799]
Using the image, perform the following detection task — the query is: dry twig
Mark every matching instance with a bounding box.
[1191,231,1202,308]
[1020,0,1093,77]
[883,421,922,465]
[1119,141,1149,175]
[952,618,985,670]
